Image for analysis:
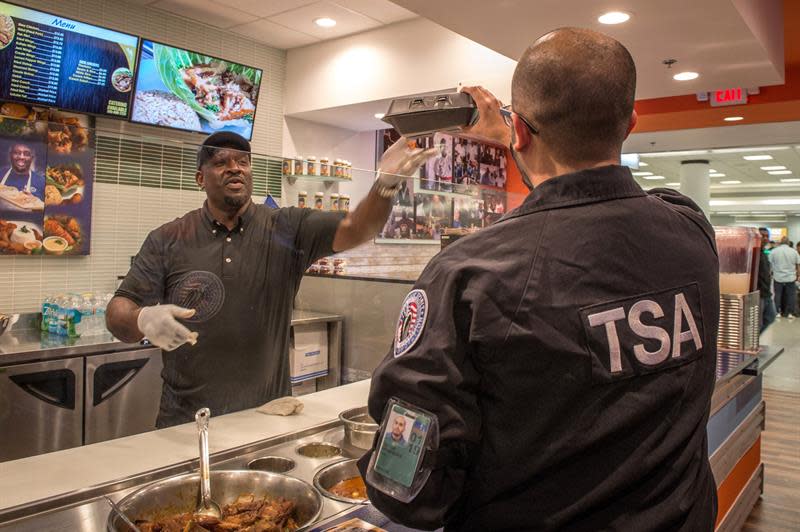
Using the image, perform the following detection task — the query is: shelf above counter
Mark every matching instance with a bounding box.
[284,174,352,186]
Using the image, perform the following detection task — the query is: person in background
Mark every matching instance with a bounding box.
[769,236,800,320]
[106,131,434,428]
[0,142,45,200]
[758,228,776,332]
[360,27,719,531]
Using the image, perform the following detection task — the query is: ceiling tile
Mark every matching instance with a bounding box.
[214,0,317,18]
[332,0,417,24]
[268,1,382,39]
[230,18,320,49]
[151,0,255,29]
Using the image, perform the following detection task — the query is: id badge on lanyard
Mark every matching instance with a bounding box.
[365,397,439,503]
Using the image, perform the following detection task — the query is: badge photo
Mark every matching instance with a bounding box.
[394,289,428,357]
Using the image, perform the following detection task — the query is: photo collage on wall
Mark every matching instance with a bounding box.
[0,101,95,255]
[377,129,507,243]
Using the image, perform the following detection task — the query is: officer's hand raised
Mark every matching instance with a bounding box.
[459,85,512,147]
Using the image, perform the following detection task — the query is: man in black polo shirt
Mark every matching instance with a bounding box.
[107,132,432,428]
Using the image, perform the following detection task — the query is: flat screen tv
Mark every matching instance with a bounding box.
[131,39,262,140]
[0,1,139,118]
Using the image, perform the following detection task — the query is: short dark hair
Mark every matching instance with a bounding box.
[512,27,636,164]
[197,132,251,169]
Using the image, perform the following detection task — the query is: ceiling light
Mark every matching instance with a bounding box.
[639,162,648,167]
[673,71,699,81]
[724,116,744,122]
[713,146,789,153]
[632,171,653,176]
[780,178,800,183]
[762,199,800,205]
[665,182,680,187]
[642,175,665,180]
[709,168,717,172]
[743,155,773,161]
[640,150,709,158]
[314,17,337,27]
[720,180,741,185]
[374,113,385,119]
[768,170,793,175]
[710,173,726,177]
[760,166,786,171]
[598,11,630,24]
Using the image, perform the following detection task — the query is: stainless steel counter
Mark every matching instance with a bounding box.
[0,310,343,366]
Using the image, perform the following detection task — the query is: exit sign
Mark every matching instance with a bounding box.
[710,87,747,107]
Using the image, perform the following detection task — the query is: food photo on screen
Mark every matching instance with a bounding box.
[0,1,138,117]
[132,39,262,139]
[0,215,43,254]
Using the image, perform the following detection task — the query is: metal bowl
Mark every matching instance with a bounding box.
[295,442,342,459]
[313,459,369,505]
[248,456,296,474]
[339,407,378,450]
[106,470,322,531]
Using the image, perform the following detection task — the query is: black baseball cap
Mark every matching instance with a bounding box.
[197,132,251,168]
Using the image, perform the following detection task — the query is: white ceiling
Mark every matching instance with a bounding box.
[389,0,785,100]
[134,0,417,49]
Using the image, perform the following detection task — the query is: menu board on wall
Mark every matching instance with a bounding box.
[0,101,94,255]
[0,1,139,117]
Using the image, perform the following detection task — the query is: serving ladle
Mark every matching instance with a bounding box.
[193,408,222,524]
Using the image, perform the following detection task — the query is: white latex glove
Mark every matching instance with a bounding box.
[376,136,437,188]
[136,304,198,351]
[257,396,304,416]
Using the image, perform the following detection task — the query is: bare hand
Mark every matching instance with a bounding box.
[459,86,511,147]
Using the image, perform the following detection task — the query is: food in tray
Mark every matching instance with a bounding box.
[134,493,300,531]
[0,102,28,119]
[329,476,368,501]
[111,67,133,92]
[0,184,44,211]
[0,219,43,255]
[43,215,81,249]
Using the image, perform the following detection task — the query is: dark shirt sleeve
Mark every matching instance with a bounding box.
[357,254,481,529]
[758,251,772,296]
[115,231,167,307]
[292,208,346,269]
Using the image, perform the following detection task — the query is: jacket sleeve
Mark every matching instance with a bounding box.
[357,254,481,530]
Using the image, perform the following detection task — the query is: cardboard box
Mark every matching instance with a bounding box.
[290,323,329,384]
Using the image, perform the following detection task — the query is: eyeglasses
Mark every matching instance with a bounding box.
[500,104,539,135]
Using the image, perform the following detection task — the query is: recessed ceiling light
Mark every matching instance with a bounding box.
[665,182,681,187]
[720,180,742,184]
[632,171,653,176]
[713,146,789,153]
[314,17,337,27]
[374,113,385,119]
[768,170,793,175]
[780,178,800,183]
[743,155,773,161]
[673,71,699,81]
[710,173,726,177]
[724,116,744,122]
[760,166,786,171]
[709,168,717,172]
[598,11,630,24]
[638,162,648,167]
[642,175,665,180]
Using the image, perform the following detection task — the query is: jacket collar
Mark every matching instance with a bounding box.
[500,165,646,222]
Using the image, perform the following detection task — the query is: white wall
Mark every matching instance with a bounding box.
[285,18,516,116]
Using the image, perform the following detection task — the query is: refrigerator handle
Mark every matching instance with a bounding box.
[93,358,149,406]
[10,369,76,410]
